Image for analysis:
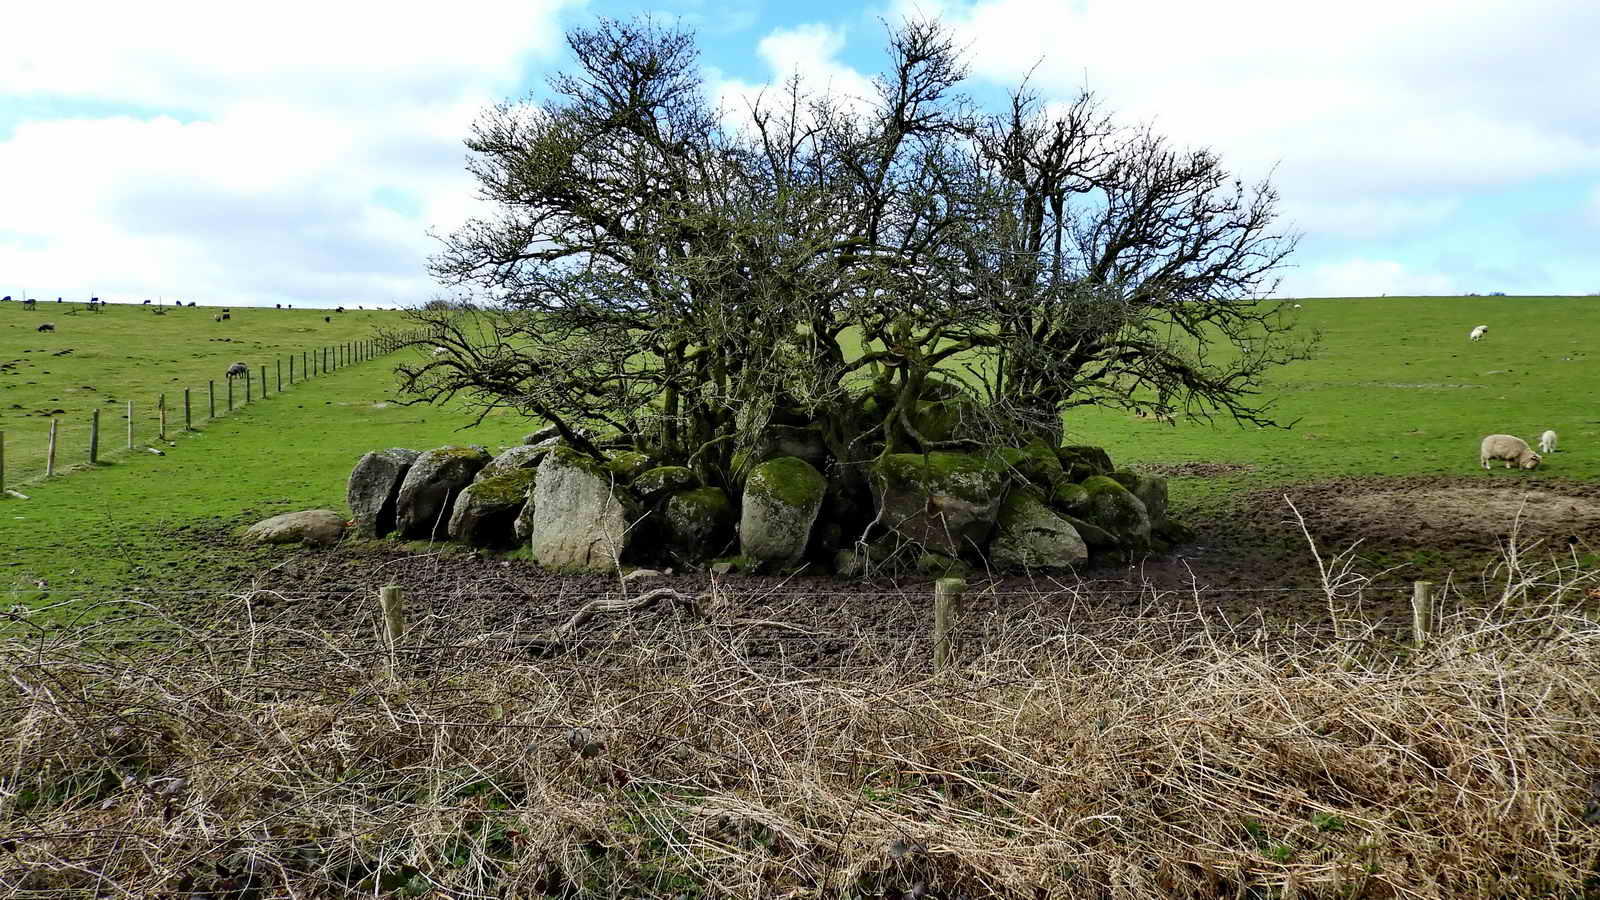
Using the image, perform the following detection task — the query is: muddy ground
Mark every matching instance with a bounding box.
[158,473,1600,662]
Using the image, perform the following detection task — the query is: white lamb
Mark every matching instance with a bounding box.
[1469,325,1488,341]
[1539,429,1558,454]
[1479,434,1541,470]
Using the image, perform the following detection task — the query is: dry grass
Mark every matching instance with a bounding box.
[4,551,1600,898]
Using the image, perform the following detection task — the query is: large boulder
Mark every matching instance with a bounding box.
[1116,471,1169,531]
[1078,475,1152,557]
[346,448,420,537]
[448,469,538,548]
[990,441,1067,494]
[634,466,699,505]
[1056,445,1114,483]
[739,457,827,567]
[530,447,636,571]
[870,452,1008,556]
[513,496,536,543]
[243,509,346,548]
[663,487,735,557]
[395,446,492,539]
[989,491,1088,572]
[474,444,550,482]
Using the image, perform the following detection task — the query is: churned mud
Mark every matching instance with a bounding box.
[181,473,1600,652]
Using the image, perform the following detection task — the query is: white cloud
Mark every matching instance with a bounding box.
[891,0,1600,234]
[1279,258,1463,298]
[710,23,881,128]
[0,0,575,307]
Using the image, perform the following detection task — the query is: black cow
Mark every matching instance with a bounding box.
[37,322,55,332]
[324,316,331,323]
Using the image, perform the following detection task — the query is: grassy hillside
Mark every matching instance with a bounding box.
[2,295,1596,598]
[1066,295,1600,507]
[0,302,410,483]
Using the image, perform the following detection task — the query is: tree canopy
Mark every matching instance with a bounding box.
[397,16,1306,488]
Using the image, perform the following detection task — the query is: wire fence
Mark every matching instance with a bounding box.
[0,328,428,495]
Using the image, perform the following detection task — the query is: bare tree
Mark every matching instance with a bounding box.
[397,15,1305,489]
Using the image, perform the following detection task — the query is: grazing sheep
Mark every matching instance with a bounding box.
[1539,430,1558,454]
[22,298,35,309]
[142,299,151,305]
[1480,434,1541,471]
[1469,325,1488,341]
[335,306,345,313]
[213,315,223,322]
[225,362,249,378]
[36,322,54,332]
[324,316,331,323]
[433,346,448,355]
[1292,303,1303,309]
[1,295,9,302]
[188,301,196,307]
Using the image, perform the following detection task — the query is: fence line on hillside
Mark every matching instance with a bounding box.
[0,329,429,496]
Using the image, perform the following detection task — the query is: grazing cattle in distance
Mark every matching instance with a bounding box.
[37,322,55,332]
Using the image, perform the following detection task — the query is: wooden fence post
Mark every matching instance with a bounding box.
[46,418,57,476]
[1412,581,1435,647]
[126,400,133,449]
[380,584,405,674]
[89,410,99,463]
[932,577,966,673]
[227,376,234,412]
[277,359,282,392]
[260,365,267,397]
[209,381,216,419]
[158,393,167,441]
[245,369,252,403]
[0,430,5,494]
[289,354,295,384]
[184,388,192,431]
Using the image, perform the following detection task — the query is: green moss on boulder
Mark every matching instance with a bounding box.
[1056,445,1114,482]
[634,466,699,504]
[664,486,734,556]
[605,450,654,480]
[740,457,827,567]
[990,490,1088,572]
[870,452,1007,555]
[1078,475,1152,557]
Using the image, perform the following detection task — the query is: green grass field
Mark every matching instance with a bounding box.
[1,295,1595,597]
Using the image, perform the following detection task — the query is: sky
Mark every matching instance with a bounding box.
[2,0,1596,308]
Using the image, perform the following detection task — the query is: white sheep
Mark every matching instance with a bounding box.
[1292,303,1303,309]
[1539,429,1558,454]
[1469,325,1488,341]
[1479,434,1541,470]
[433,346,448,355]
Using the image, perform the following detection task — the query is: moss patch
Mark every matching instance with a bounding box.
[468,468,537,505]
[746,457,826,509]
[873,452,1006,506]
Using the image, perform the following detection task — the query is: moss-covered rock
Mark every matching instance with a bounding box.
[448,469,537,548]
[663,486,734,557]
[394,445,493,539]
[1109,470,1139,491]
[1050,481,1091,515]
[605,450,654,480]
[1122,471,1170,530]
[749,423,830,470]
[1078,475,1152,557]
[910,399,978,444]
[739,457,827,567]
[530,449,638,571]
[633,466,700,505]
[475,444,551,482]
[870,452,1007,556]
[989,490,1088,572]
[1056,445,1114,482]
[990,440,1067,493]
